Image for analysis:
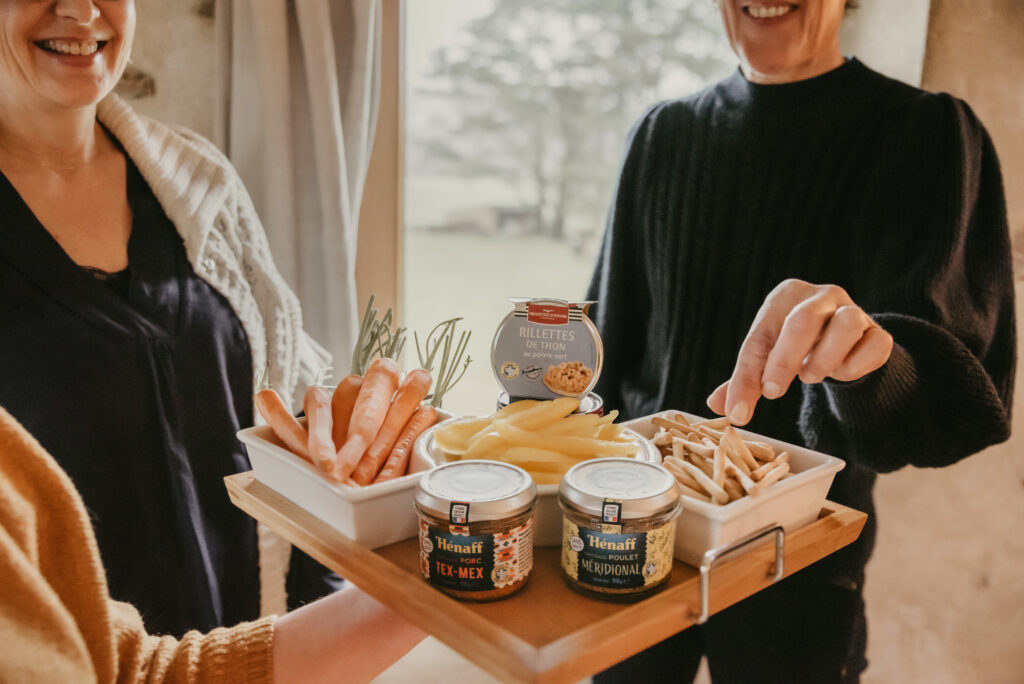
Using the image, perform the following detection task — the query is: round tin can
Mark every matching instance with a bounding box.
[491,298,603,401]
[415,460,537,601]
[559,458,681,600]
[496,391,604,416]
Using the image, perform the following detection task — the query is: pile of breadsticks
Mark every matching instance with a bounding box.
[651,413,791,504]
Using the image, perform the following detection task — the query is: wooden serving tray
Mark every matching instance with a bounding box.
[225,472,866,684]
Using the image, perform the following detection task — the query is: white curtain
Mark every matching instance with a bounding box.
[216,0,381,369]
[214,0,381,616]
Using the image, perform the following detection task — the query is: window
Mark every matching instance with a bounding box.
[402,0,733,415]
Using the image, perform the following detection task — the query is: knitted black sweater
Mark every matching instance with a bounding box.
[587,59,1015,584]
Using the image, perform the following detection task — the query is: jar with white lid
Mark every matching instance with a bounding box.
[559,457,681,600]
[415,460,537,601]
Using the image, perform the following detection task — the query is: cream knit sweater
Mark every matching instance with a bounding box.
[97,94,330,617]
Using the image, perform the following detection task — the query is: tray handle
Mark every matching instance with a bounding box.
[692,523,785,625]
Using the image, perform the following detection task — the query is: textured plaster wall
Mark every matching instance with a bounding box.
[120,0,218,142]
[862,2,1024,683]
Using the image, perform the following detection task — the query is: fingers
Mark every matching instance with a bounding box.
[706,380,729,416]
[706,281,893,425]
[761,290,854,397]
[721,279,814,425]
[723,322,780,425]
[794,305,871,384]
[830,325,893,381]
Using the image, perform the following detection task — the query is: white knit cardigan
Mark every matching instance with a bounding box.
[97,94,330,616]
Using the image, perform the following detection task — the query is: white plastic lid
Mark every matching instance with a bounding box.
[559,457,678,519]
[415,460,537,522]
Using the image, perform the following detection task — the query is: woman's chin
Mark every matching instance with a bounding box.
[37,82,115,110]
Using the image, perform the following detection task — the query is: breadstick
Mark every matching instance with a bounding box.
[676,481,713,503]
[726,462,757,494]
[722,427,758,470]
[750,452,790,481]
[678,438,714,459]
[663,456,702,490]
[695,416,731,430]
[697,424,725,443]
[652,415,696,436]
[687,452,715,479]
[746,440,776,462]
[720,440,752,476]
[750,461,790,495]
[722,476,744,502]
[712,444,726,487]
[677,460,729,504]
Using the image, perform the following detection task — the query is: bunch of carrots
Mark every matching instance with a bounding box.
[253,297,439,486]
[255,359,437,485]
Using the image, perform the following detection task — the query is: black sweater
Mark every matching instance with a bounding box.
[587,59,1015,584]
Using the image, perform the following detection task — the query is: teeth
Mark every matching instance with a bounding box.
[41,39,99,56]
[747,4,794,19]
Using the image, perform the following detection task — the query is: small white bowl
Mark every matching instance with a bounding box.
[624,411,846,566]
[238,417,441,549]
[414,421,661,547]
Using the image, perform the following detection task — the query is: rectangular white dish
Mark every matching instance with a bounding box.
[624,410,846,566]
[238,423,436,549]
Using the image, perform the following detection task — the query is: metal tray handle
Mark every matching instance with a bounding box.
[693,523,785,625]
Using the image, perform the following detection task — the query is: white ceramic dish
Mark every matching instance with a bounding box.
[625,410,846,566]
[238,422,437,549]
[415,420,661,547]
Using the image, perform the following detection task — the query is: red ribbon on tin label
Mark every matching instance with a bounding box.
[527,302,570,325]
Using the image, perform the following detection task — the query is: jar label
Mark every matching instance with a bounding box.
[562,520,675,591]
[420,519,533,592]
[491,299,602,400]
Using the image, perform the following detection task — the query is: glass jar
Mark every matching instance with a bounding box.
[559,458,681,600]
[415,460,537,601]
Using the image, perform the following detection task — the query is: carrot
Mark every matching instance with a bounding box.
[331,374,363,449]
[351,369,433,485]
[255,387,312,465]
[331,357,400,482]
[374,405,437,483]
[304,385,337,471]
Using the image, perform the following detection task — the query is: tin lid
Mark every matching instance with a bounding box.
[559,458,679,519]
[415,460,537,522]
[491,298,603,401]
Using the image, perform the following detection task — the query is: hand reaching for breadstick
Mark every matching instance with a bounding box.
[706,279,893,425]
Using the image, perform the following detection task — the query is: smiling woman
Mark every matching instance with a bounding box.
[588,0,1015,682]
[718,0,847,83]
[0,0,344,641]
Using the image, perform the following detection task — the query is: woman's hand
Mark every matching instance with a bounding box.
[706,279,893,425]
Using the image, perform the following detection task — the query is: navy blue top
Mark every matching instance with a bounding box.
[0,153,339,636]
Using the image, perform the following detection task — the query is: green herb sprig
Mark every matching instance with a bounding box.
[415,317,472,409]
[351,294,407,376]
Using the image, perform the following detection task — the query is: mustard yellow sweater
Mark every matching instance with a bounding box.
[0,406,274,683]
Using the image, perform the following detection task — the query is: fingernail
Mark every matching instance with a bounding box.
[729,401,750,425]
[763,381,782,399]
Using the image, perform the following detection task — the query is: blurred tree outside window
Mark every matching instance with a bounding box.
[403,0,734,416]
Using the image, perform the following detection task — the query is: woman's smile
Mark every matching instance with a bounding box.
[34,37,109,66]
[742,3,799,21]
